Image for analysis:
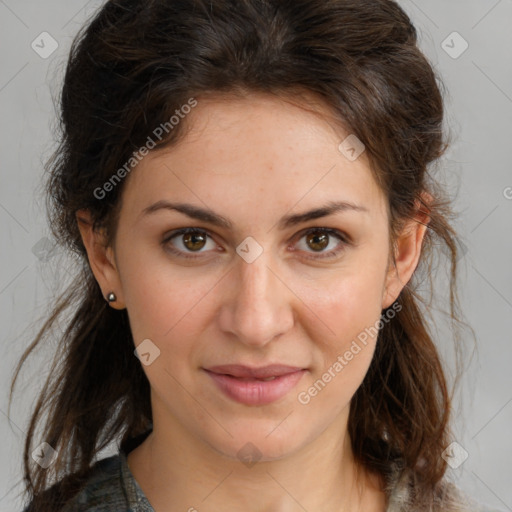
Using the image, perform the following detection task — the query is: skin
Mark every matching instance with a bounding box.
[77,92,429,512]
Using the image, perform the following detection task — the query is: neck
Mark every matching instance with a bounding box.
[127,404,386,512]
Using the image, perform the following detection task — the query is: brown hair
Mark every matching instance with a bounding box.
[10,0,475,510]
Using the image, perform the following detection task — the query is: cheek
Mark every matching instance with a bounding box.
[118,245,225,374]
[300,262,386,347]
[124,267,216,343]
[122,264,218,405]
[295,275,384,415]
[294,253,387,400]
[320,287,381,377]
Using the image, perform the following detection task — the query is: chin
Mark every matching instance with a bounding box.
[204,425,307,465]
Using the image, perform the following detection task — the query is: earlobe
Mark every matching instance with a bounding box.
[76,209,126,309]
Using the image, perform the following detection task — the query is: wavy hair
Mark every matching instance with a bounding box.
[10,0,475,510]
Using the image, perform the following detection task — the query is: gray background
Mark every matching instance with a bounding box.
[1,1,511,511]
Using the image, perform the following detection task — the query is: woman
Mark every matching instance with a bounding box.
[11,0,496,510]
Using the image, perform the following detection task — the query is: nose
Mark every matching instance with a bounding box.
[217,250,295,347]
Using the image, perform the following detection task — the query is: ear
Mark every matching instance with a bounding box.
[381,193,431,309]
[76,209,126,310]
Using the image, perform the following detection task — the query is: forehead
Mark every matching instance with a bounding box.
[119,92,388,226]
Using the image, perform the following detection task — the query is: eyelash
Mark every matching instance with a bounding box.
[162,227,351,261]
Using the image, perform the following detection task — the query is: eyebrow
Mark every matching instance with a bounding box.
[140,200,369,230]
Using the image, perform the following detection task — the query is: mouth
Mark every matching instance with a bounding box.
[204,364,305,379]
[203,365,307,406]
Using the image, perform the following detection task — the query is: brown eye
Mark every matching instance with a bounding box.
[163,228,217,258]
[295,228,348,259]
[305,231,329,252]
[182,231,207,251]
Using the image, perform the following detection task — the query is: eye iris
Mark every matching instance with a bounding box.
[307,231,329,252]
[183,232,206,251]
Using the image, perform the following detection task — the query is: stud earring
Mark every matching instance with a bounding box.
[107,292,117,303]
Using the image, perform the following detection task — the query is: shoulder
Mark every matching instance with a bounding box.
[23,454,131,512]
[384,463,503,512]
[60,454,128,511]
[432,479,501,512]
[23,430,154,512]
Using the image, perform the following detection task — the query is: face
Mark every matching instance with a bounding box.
[79,92,425,462]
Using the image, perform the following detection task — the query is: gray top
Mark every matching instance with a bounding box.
[60,450,152,512]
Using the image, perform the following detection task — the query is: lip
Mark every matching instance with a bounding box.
[205,364,305,379]
[203,365,307,406]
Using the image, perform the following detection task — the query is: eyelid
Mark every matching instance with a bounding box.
[294,226,351,244]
